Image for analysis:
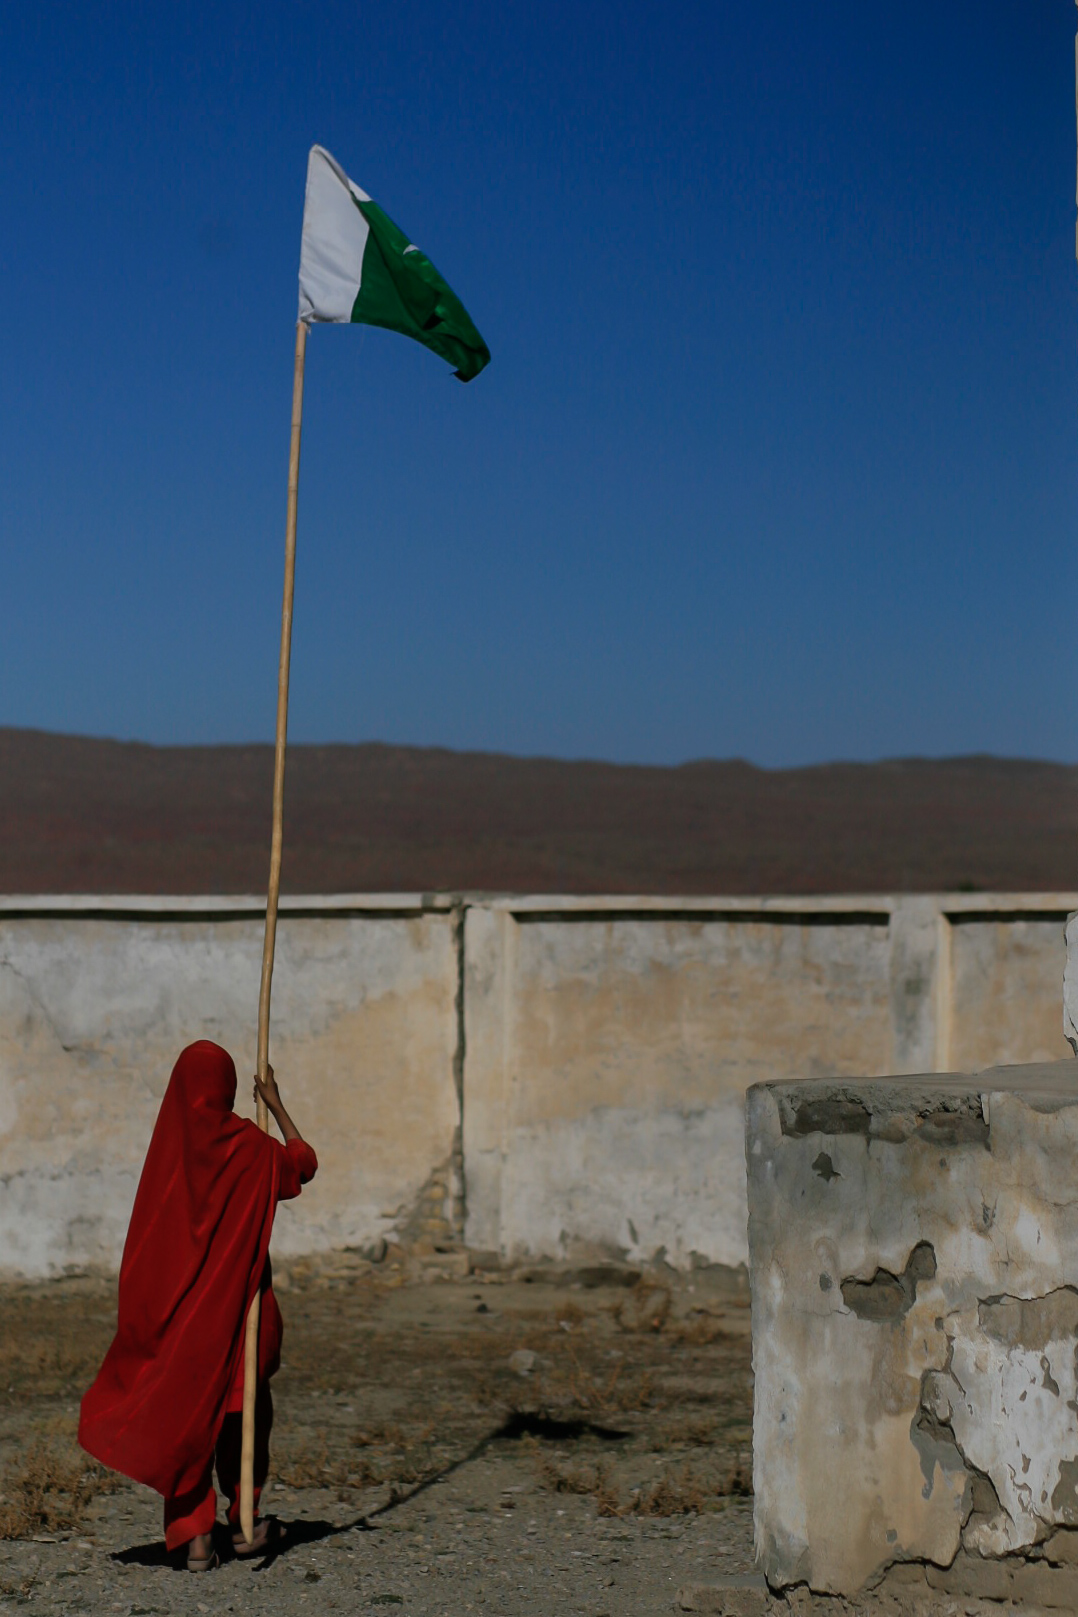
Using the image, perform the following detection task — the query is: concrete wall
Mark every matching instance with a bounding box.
[463,895,1075,1268]
[747,1064,1078,1597]
[0,892,1072,1278]
[0,896,460,1277]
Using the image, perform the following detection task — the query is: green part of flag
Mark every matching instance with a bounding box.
[350,196,491,383]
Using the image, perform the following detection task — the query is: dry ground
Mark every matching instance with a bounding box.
[0,1255,1041,1615]
[0,1254,760,1616]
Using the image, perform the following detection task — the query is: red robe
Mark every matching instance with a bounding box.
[79,1040,316,1499]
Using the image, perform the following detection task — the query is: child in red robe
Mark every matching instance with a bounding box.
[79,1041,317,1570]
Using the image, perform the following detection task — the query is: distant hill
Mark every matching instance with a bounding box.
[1,728,1075,895]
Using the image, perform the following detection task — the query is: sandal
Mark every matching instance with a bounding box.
[232,1515,283,1558]
[186,1545,219,1573]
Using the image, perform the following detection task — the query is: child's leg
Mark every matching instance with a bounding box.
[215,1383,274,1533]
[163,1464,216,1552]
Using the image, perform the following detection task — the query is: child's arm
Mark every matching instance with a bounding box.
[252,1065,306,1147]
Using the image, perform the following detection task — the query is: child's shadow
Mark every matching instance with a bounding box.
[112,1515,346,1573]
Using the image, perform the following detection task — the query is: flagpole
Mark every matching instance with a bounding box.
[239,316,308,1546]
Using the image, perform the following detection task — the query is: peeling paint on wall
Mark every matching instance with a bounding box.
[0,892,1073,1280]
[748,1063,1078,1595]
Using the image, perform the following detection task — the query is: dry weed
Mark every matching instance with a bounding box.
[526,1432,751,1519]
[542,1343,654,1416]
[471,1374,501,1410]
[662,1415,718,1447]
[351,1420,408,1449]
[669,1312,733,1347]
[273,1432,338,1487]
[720,1451,753,1497]
[631,1463,711,1516]
[0,1339,109,1400]
[595,1452,752,1519]
[274,1406,454,1495]
[526,1439,618,1508]
[542,1456,611,1497]
[450,1333,516,1363]
[614,1283,671,1335]
[0,1441,117,1539]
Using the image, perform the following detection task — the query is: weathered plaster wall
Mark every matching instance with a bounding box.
[464,899,895,1268]
[0,892,1072,1278]
[949,914,1074,1070]
[463,894,1074,1268]
[747,1064,1078,1596]
[0,898,459,1276]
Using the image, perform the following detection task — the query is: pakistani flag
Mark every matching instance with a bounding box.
[298,145,490,382]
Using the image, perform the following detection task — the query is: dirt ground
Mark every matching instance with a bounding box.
[0,1252,762,1616]
[0,1253,1041,1616]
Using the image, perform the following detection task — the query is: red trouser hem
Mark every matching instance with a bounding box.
[163,1477,218,1552]
[162,1385,272,1551]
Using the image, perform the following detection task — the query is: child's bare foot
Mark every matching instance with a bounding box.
[186,1531,217,1572]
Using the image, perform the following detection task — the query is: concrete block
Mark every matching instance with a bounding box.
[675,1575,770,1614]
[747,1061,1078,1596]
[1043,1526,1078,1564]
[926,1552,1078,1607]
[1063,911,1078,1054]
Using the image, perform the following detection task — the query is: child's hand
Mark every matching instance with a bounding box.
[251,1065,305,1147]
[253,1065,282,1112]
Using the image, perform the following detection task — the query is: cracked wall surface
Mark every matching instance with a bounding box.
[747,1062,1078,1595]
[463,894,1069,1269]
[463,902,895,1267]
[0,894,1072,1280]
[0,911,459,1274]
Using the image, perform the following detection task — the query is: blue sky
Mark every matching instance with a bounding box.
[1,0,1074,766]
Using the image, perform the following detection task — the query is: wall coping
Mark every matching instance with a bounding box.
[0,892,1074,919]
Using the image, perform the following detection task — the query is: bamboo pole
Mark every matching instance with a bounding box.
[239,317,308,1546]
